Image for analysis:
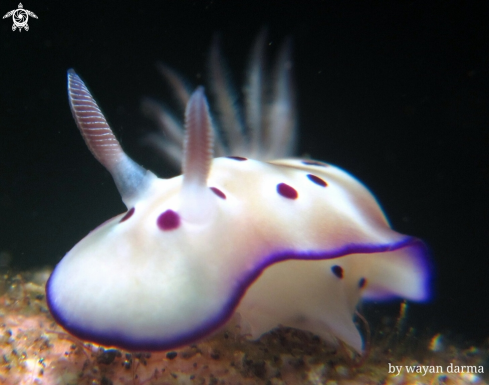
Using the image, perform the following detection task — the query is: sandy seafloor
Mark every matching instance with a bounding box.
[0,268,486,385]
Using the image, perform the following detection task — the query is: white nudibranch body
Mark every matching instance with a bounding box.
[46,35,431,353]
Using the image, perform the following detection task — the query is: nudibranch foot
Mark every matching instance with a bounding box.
[47,35,431,353]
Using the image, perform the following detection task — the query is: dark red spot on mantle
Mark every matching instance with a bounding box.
[302,160,327,167]
[210,187,226,199]
[157,210,180,231]
[227,156,247,161]
[307,174,328,187]
[277,183,298,199]
[119,207,135,223]
[331,265,343,279]
[358,277,367,288]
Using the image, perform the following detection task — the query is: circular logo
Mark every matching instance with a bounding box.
[12,9,28,28]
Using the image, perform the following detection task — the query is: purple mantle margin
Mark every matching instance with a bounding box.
[46,236,432,352]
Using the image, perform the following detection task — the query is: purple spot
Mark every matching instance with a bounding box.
[302,160,327,167]
[307,174,328,187]
[227,156,247,161]
[331,265,343,279]
[157,210,180,231]
[277,183,298,200]
[359,278,367,288]
[119,207,135,223]
[210,187,226,199]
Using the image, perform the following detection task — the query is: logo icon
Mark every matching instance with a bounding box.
[3,3,37,32]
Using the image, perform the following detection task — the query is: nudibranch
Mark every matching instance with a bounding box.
[46,36,431,353]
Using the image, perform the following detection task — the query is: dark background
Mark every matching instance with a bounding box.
[0,1,487,343]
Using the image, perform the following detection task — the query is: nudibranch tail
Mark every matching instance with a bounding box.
[67,70,151,206]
